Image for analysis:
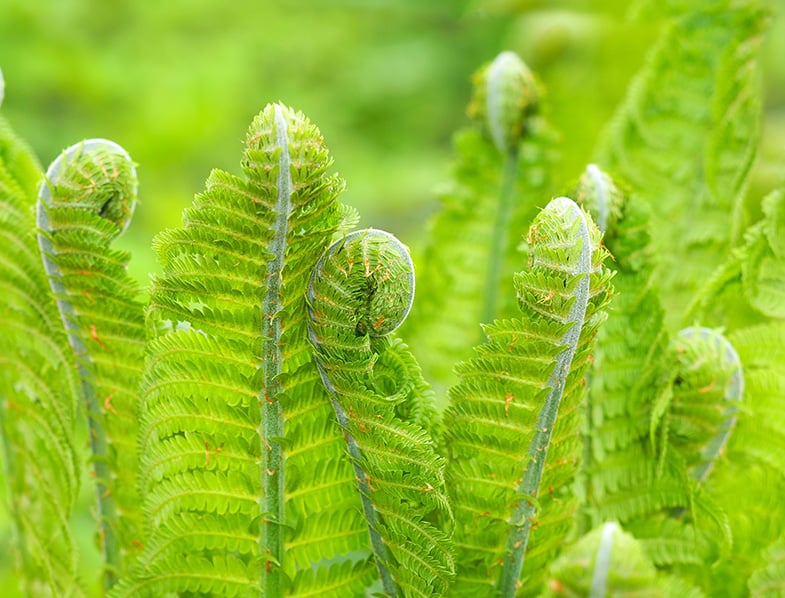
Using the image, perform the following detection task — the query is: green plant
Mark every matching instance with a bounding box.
[1,1,785,597]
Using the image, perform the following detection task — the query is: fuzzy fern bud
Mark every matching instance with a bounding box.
[308,228,415,340]
[468,51,539,154]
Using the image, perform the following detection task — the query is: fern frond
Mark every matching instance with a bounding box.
[307,228,454,597]
[443,197,614,596]
[36,139,146,586]
[0,112,84,595]
[571,165,671,533]
[404,51,557,399]
[748,533,785,596]
[121,104,375,597]
[540,522,665,597]
[662,328,743,483]
[595,1,769,323]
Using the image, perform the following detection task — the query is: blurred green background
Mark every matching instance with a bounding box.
[1,0,784,594]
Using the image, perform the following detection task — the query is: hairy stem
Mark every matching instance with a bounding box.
[258,104,290,596]
[313,361,398,596]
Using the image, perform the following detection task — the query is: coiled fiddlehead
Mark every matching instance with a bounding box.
[36,139,144,588]
[660,327,743,484]
[307,228,454,597]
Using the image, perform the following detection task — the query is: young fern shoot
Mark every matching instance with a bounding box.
[307,229,454,597]
[122,104,382,597]
[404,50,554,398]
[36,139,145,587]
[443,196,613,596]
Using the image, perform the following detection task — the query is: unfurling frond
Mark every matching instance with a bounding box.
[36,139,146,587]
[118,104,376,597]
[404,50,556,399]
[307,229,454,597]
[443,196,614,596]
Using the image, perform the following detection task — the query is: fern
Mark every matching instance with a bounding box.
[540,522,665,597]
[595,0,769,323]
[118,103,377,597]
[570,165,671,536]
[306,228,454,597]
[404,51,556,398]
[36,139,146,587]
[443,196,614,596]
[0,103,86,595]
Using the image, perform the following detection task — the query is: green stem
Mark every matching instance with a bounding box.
[497,198,592,597]
[258,104,291,597]
[313,361,398,597]
[36,140,123,589]
[480,151,519,330]
[589,522,618,598]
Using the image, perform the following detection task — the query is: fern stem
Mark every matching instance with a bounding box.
[36,140,129,589]
[480,151,519,330]
[497,197,593,597]
[314,364,398,596]
[589,522,618,598]
[257,104,291,596]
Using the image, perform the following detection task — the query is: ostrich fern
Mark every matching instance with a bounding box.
[1,0,785,595]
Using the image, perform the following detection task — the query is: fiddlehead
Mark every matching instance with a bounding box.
[443,197,614,596]
[404,50,556,399]
[662,327,743,483]
[307,228,454,597]
[36,139,144,587]
[571,165,673,533]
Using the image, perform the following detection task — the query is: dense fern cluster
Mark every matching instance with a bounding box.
[1,1,785,596]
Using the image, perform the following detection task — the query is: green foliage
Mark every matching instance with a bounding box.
[37,139,145,587]
[1,1,785,596]
[307,229,453,597]
[0,102,83,598]
[442,196,614,596]
[404,51,557,399]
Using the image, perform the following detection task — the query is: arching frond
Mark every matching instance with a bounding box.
[117,104,376,597]
[595,0,769,323]
[36,139,146,586]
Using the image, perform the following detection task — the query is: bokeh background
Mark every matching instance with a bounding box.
[1,0,784,594]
